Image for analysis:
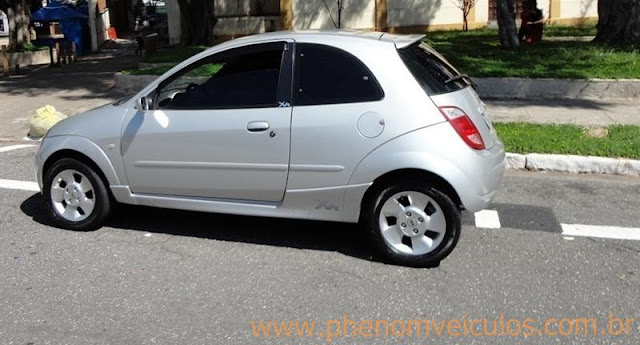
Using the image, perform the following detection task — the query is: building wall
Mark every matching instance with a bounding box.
[475,0,489,23]
[96,9,111,44]
[216,0,280,17]
[539,0,551,19]
[291,0,375,30]
[88,0,111,51]
[388,0,459,27]
[288,0,573,32]
[165,0,597,43]
[559,0,597,21]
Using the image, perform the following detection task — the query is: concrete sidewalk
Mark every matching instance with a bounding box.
[485,98,640,127]
[0,41,140,141]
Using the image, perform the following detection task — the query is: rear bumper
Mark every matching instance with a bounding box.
[455,138,506,212]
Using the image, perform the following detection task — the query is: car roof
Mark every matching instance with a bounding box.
[229,30,425,49]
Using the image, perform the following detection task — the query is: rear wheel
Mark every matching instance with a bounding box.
[362,181,461,267]
[43,158,111,231]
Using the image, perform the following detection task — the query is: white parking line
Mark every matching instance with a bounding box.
[561,224,640,241]
[474,209,501,229]
[0,179,40,192]
[0,144,36,153]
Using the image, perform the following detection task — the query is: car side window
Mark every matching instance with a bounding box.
[156,42,286,109]
[294,44,384,106]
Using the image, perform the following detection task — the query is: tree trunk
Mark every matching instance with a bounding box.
[7,0,31,50]
[177,0,216,45]
[594,0,640,44]
[337,0,342,28]
[463,12,469,31]
[496,0,520,48]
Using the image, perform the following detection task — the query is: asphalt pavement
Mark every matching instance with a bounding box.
[0,144,639,345]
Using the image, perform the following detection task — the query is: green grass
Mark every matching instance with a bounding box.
[424,28,640,79]
[144,45,208,63]
[544,23,597,37]
[8,42,49,53]
[130,26,639,79]
[495,123,640,159]
[122,63,223,76]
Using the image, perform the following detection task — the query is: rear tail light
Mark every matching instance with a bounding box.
[439,106,485,150]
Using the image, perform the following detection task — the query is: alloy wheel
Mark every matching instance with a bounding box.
[50,169,96,222]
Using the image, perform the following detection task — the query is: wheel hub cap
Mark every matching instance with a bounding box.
[397,206,428,237]
[378,191,447,256]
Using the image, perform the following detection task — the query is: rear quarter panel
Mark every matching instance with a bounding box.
[344,122,505,221]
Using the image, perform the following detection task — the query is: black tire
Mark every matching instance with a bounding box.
[43,158,111,231]
[362,180,461,267]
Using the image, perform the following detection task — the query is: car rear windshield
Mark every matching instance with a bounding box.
[398,42,468,95]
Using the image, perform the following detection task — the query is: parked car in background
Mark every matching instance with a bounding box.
[36,31,505,267]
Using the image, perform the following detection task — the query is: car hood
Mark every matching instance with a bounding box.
[46,102,128,141]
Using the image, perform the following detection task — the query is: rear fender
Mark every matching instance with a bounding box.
[343,125,479,222]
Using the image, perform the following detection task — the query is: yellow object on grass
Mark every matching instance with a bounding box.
[28,105,67,138]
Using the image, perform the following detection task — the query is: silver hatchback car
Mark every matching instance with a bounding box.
[36,31,505,267]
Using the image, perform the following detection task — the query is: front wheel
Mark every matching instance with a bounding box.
[43,158,112,231]
[362,181,461,267]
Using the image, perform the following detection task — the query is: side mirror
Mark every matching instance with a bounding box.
[135,96,152,111]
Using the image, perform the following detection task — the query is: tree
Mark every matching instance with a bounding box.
[1,0,32,50]
[594,0,640,44]
[321,0,346,28]
[496,0,520,48]
[177,0,216,45]
[451,0,479,31]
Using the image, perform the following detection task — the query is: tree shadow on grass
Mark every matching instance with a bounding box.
[19,193,383,264]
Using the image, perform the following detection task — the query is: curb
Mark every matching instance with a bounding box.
[138,62,174,69]
[475,78,640,100]
[506,152,640,176]
[114,72,158,93]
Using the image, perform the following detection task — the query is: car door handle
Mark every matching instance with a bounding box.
[247,121,270,132]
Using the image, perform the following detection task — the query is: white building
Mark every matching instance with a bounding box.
[165,0,598,45]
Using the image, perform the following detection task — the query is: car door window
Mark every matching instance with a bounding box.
[156,42,287,109]
[294,44,384,106]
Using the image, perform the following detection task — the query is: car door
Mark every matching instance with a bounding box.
[287,43,386,190]
[121,41,293,202]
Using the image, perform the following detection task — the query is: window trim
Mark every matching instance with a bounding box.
[153,41,294,111]
[292,43,385,106]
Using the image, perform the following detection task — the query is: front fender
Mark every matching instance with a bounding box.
[36,135,121,191]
